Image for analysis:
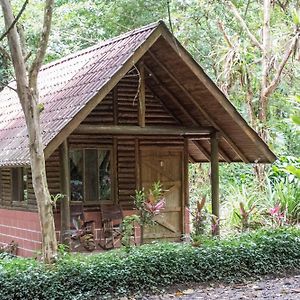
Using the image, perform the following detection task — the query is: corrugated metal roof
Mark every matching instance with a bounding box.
[0,22,160,167]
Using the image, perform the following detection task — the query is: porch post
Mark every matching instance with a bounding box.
[210,132,220,236]
[59,140,70,244]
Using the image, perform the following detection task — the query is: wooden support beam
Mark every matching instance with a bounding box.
[218,147,231,163]
[75,124,214,136]
[138,61,146,127]
[189,155,195,163]
[192,140,210,161]
[147,50,248,163]
[210,132,220,236]
[192,139,230,163]
[183,138,189,209]
[59,140,70,244]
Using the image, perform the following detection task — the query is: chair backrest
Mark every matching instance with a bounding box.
[70,202,85,229]
[100,204,123,224]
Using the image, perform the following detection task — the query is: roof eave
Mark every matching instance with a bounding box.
[158,22,277,164]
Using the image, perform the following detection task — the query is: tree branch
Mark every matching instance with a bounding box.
[17,23,27,60]
[225,0,263,50]
[0,0,28,42]
[0,81,17,93]
[217,21,233,48]
[28,0,54,91]
[261,0,271,94]
[263,32,300,98]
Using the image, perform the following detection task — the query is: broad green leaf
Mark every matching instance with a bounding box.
[291,115,300,125]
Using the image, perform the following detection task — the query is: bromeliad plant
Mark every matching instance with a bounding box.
[269,204,286,226]
[133,181,166,244]
[235,202,257,232]
[191,196,208,237]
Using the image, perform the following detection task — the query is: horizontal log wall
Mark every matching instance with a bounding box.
[117,138,136,208]
[46,150,61,200]
[0,169,11,206]
[82,69,180,127]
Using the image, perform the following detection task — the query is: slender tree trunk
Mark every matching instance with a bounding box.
[27,89,58,262]
[1,0,57,263]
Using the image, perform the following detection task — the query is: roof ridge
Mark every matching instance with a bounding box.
[41,21,162,71]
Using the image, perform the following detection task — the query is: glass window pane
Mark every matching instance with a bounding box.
[85,149,98,201]
[99,150,111,200]
[12,168,23,202]
[70,150,84,201]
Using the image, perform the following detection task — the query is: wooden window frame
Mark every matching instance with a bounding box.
[70,147,114,205]
[11,167,28,206]
[0,169,2,204]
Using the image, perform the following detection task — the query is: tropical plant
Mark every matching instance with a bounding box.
[270,182,300,225]
[222,183,265,232]
[133,181,166,244]
[191,196,209,237]
[121,214,140,251]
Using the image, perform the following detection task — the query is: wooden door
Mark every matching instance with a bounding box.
[140,148,183,241]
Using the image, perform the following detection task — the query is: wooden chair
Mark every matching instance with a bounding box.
[69,202,96,251]
[70,202,94,231]
[99,204,124,250]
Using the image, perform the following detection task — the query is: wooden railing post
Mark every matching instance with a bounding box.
[59,140,70,245]
[211,132,220,236]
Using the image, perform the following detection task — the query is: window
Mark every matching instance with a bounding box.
[0,169,2,204]
[11,168,28,202]
[70,148,112,202]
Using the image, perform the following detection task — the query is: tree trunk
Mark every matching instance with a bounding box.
[1,0,57,263]
[27,89,57,262]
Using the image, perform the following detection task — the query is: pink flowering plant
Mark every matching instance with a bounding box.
[269,204,286,226]
[133,181,166,244]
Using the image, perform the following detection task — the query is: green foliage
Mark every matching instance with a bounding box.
[267,180,300,224]
[0,228,299,299]
[269,156,300,183]
[133,181,165,228]
[222,183,265,232]
[191,196,209,237]
[121,215,140,251]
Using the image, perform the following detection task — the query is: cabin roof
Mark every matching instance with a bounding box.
[0,21,276,167]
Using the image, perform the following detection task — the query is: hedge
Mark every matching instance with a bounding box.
[0,228,299,299]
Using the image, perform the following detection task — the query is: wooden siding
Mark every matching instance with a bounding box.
[0,169,10,206]
[117,138,136,207]
[46,150,61,198]
[83,91,114,125]
[82,70,180,127]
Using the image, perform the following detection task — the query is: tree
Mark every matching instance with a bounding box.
[0,0,57,263]
[223,0,300,142]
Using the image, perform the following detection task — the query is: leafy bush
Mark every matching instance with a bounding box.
[0,228,299,299]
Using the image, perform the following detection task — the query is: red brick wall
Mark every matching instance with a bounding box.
[0,208,42,257]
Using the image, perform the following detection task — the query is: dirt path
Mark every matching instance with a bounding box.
[143,274,300,300]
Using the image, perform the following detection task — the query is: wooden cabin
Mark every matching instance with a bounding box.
[0,21,276,257]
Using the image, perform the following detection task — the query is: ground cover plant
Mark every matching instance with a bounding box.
[0,228,299,300]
